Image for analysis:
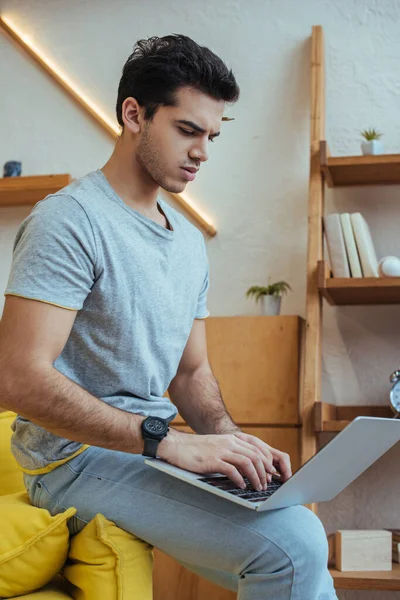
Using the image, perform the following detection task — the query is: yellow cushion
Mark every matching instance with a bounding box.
[11,574,72,599]
[0,492,76,598]
[63,513,154,600]
[0,410,24,495]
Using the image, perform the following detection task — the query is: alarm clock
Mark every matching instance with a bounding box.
[389,369,400,418]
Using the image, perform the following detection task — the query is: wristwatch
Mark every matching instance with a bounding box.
[141,416,170,457]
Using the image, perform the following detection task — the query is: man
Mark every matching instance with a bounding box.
[0,34,337,599]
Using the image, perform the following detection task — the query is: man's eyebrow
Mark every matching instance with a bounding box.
[175,120,221,138]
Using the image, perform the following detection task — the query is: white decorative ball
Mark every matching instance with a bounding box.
[378,256,400,277]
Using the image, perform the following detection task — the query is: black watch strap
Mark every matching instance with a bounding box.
[143,438,160,458]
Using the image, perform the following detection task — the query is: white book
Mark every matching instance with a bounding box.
[340,213,363,277]
[350,213,379,277]
[323,214,350,278]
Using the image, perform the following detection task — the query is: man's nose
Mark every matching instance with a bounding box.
[189,141,209,163]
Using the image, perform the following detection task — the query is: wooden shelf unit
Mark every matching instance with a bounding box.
[320,140,400,187]
[317,261,400,305]
[301,27,400,591]
[315,402,394,433]
[329,563,400,591]
[0,174,72,207]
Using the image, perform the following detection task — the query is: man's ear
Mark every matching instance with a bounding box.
[121,97,144,135]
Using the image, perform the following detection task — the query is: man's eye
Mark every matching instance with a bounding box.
[179,128,195,136]
[179,128,215,143]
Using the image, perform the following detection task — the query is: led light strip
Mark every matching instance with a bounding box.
[0,15,217,236]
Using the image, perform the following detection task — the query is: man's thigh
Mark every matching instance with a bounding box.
[23,446,324,578]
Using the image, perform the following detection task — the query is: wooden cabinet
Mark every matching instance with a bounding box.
[169,315,301,426]
[154,316,303,600]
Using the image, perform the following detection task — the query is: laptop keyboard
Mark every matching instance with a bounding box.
[197,475,284,503]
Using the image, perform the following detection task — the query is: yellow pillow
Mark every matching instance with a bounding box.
[0,410,24,495]
[0,492,76,598]
[63,513,154,600]
[12,574,71,599]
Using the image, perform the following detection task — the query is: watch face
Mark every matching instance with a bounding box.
[144,417,168,436]
[390,381,400,412]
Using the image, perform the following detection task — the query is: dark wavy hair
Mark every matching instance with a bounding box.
[116,34,240,126]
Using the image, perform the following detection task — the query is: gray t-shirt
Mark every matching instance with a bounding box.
[5,169,210,472]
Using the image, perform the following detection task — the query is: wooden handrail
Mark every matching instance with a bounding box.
[0,16,217,237]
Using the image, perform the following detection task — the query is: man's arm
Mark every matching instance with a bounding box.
[0,296,147,454]
[168,319,240,434]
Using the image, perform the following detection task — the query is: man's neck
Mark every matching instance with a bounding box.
[101,142,160,218]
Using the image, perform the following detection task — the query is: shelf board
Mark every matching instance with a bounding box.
[0,174,72,207]
[315,401,394,433]
[320,140,400,187]
[330,563,400,591]
[317,261,400,305]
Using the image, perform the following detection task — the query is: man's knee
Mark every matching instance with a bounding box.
[256,505,329,573]
[278,505,329,572]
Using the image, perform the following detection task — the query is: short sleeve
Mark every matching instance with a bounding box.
[4,195,97,311]
[194,237,210,319]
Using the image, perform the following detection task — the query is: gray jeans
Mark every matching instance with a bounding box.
[24,446,338,600]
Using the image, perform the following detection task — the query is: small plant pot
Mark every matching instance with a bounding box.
[361,140,384,155]
[260,295,281,316]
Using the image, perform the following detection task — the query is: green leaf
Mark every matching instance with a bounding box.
[361,127,383,141]
[245,281,292,303]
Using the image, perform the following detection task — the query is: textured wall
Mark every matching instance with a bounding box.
[1,1,400,598]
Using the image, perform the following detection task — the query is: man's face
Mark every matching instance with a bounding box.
[136,86,225,193]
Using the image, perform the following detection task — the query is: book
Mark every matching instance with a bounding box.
[350,213,379,277]
[323,214,350,278]
[340,213,363,277]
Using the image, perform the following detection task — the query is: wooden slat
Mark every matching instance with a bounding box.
[318,261,400,305]
[320,140,333,187]
[170,316,302,426]
[330,563,400,591]
[0,174,72,206]
[314,401,337,432]
[320,140,400,187]
[336,405,393,420]
[317,260,336,305]
[0,17,216,237]
[300,26,325,514]
[316,402,394,432]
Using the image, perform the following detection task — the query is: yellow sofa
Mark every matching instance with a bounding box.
[0,411,154,599]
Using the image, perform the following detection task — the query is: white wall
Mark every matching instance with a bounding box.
[1,2,400,598]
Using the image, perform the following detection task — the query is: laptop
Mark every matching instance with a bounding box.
[145,416,400,511]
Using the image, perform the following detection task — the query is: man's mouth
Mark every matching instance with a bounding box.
[181,167,198,181]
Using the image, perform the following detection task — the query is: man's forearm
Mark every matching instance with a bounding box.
[168,365,240,434]
[1,363,147,454]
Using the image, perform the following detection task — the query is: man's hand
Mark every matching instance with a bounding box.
[157,429,292,491]
[233,431,292,483]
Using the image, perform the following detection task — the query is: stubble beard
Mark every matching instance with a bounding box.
[137,125,186,194]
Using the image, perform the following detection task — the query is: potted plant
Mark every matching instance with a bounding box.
[360,127,384,155]
[245,279,292,316]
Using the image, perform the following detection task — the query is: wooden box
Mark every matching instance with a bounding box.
[335,530,392,572]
